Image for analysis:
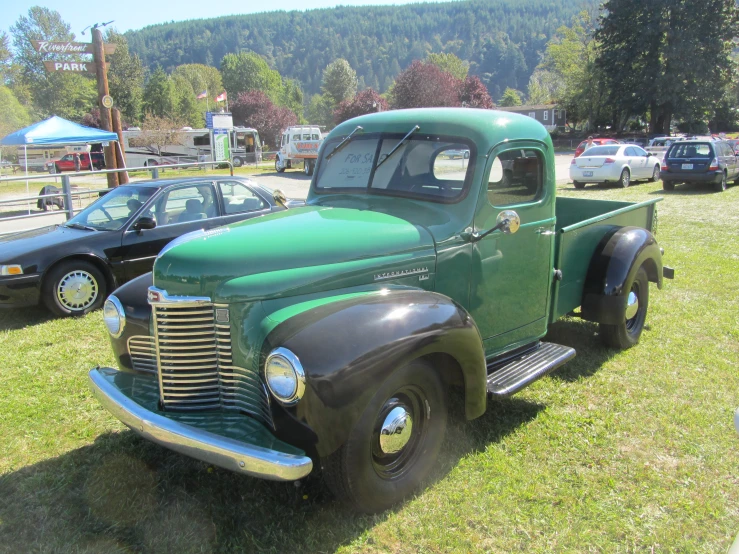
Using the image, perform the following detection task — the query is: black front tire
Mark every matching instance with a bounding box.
[599,266,649,349]
[275,158,285,173]
[322,359,447,513]
[573,181,586,189]
[42,260,107,317]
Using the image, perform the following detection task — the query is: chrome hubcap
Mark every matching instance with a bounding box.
[57,270,98,310]
[379,406,413,454]
[625,290,639,320]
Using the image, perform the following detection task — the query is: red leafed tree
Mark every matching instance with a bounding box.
[334,88,388,124]
[231,90,298,148]
[459,76,495,109]
[81,108,101,129]
[391,61,461,109]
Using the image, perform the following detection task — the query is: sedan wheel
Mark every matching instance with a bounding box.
[619,168,630,188]
[649,164,660,182]
[573,181,586,189]
[42,260,107,317]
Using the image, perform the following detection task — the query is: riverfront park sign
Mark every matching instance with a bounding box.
[31,40,116,55]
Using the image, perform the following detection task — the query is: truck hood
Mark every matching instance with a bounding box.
[153,205,436,301]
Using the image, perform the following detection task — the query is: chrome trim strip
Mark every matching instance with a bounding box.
[88,367,312,481]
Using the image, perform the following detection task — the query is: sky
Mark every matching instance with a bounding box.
[3,0,445,41]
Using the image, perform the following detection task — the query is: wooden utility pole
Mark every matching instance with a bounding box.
[91,28,118,188]
[111,108,129,184]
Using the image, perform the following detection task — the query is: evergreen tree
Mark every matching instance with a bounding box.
[597,0,739,134]
[9,7,96,119]
[143,66,175,118]
[106,30,145,125]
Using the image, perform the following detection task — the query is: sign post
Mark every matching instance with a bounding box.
[91,28,118,188]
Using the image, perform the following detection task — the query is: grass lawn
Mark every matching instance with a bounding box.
[1,178,738,552]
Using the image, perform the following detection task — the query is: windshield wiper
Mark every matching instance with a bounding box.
[64,223,97,231]
[325,126,364,160]
[375,125,420,170]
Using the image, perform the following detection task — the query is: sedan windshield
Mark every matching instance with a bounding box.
[65,186,157,231]
[582,146,620,156]
[315,133,474,202]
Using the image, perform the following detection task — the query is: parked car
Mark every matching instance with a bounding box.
[660,140,739,192]
[0,176,303,316]
[574,138,619,157]
[570,144,661,188]
[45,152,105,173]
[89,108,673,513]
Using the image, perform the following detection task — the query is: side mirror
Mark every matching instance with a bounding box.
[133,216,156,231]
[273,189,288,209]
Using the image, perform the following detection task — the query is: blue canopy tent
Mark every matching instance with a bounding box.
[0,116,120,212]
[0,115,118,147]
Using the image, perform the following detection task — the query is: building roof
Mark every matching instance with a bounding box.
[496,104,560,112]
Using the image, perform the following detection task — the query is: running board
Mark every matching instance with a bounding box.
[487,342,576,397]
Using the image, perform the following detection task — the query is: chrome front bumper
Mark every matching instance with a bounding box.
[88,367,313,481]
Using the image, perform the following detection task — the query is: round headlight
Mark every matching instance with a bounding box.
[265,347,305,405]
[103,295,125,338]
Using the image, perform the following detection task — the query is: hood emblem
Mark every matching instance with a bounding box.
[374,267,429,281]
[215,308,230,323]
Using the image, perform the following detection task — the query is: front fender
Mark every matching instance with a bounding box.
[581,226,663,325]
[263,289,487,458]
[108,271,154,373]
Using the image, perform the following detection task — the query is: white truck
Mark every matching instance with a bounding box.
[275,125,323,176]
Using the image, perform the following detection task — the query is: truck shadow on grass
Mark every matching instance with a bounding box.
[543,316,621,382]
[0,398,542,553]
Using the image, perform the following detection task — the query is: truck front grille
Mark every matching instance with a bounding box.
[149,289,272,427]
[128,336,157,374]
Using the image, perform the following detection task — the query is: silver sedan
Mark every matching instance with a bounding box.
[570,144,662,189]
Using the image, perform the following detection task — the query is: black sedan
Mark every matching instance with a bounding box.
[0,176,302,316]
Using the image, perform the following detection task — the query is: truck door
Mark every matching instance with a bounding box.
[469,142,555,354]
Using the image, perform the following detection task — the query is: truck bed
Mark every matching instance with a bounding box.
[550,196,660,322]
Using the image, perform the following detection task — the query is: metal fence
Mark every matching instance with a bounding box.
[0,161,234,236]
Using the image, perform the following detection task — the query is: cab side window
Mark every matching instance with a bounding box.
[487,149,543,206]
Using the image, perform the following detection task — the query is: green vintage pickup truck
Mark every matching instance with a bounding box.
[90,108,673,513]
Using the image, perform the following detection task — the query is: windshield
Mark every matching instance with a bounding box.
[315,133,474,202]
[66,186,157,231]
[583,146,620,156]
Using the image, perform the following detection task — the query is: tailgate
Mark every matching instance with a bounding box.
[550,197,660,323]
[663,156,711,174]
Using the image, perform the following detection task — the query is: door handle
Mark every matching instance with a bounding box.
[536,227,555,236]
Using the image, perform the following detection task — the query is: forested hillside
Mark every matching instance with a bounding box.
[125,0,598,99]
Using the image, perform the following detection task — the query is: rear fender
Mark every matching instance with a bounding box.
[263,289,487,458]
[581,226,663,325]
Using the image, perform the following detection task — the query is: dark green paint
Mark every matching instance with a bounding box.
[138,108,662,436]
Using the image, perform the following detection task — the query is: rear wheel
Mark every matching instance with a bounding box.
[619,168,630,188]
[649,164,660,182]
[304,160,312,176]
[599,266,649,349]
[322,359,447,513]
[233,157,243,168]
[42,260,107,317]
[662,180,675,191]
[573,181,586,189]
[714,172,727,192]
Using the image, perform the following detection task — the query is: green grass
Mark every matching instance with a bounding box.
[1,179,738,552]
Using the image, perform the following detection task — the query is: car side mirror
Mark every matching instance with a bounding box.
[133,216,156,232]
[273,189,288,209]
